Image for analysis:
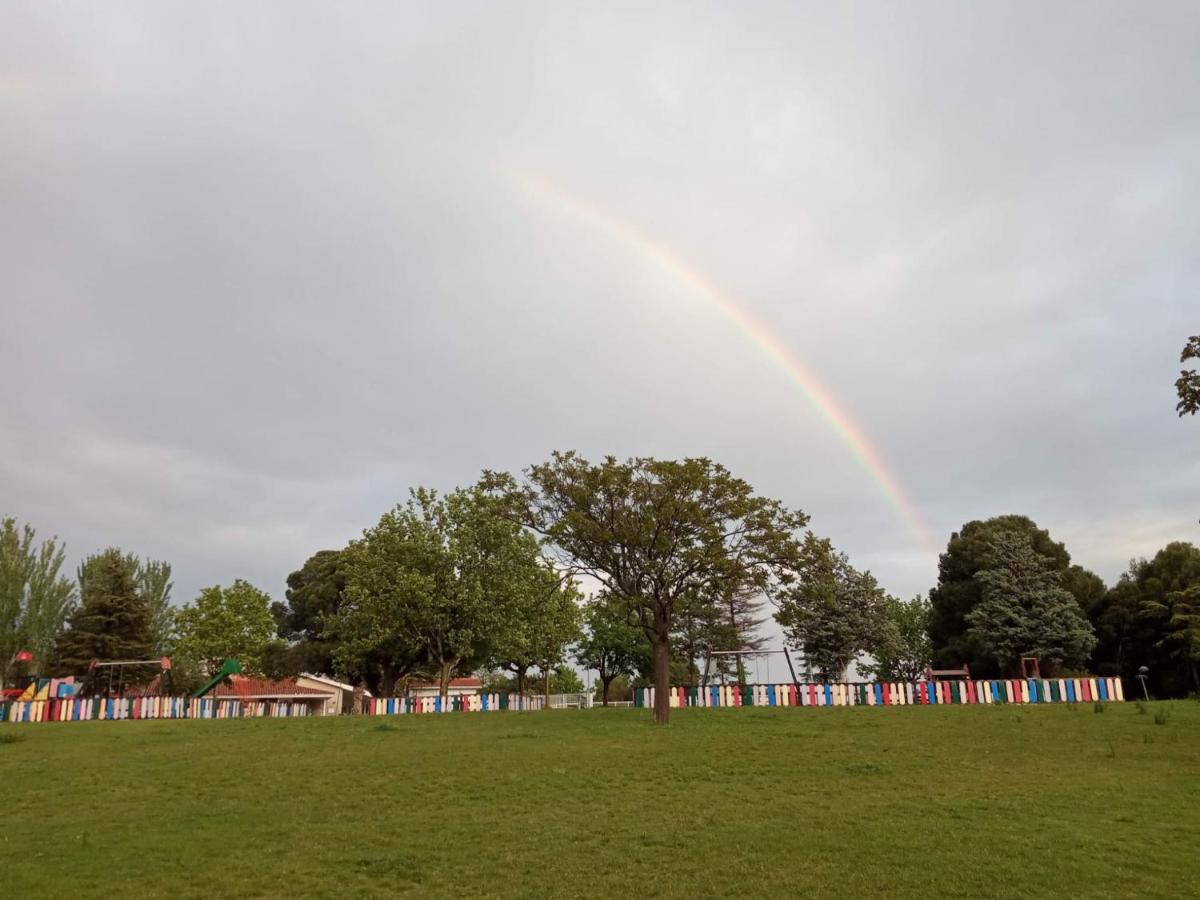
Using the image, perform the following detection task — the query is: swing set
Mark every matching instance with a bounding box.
[700,648,804,687]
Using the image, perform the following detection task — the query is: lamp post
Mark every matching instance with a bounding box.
[1137,665,1150,701]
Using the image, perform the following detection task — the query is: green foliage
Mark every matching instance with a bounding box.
[964,531,1096,674]
[337,487,565,697]
[482,452,808,723]
[174,580,276,676]
[862,594,932,682]
[1092,542,1200,697]
[54,549,154,675]
[673,582,767,683]
[0,517,76,684]
[593,673,633,702]
[78,550,174,655]
[1154,707,1171,726]
[1176,334,1200,416]
[929,515,1101,677]
[271,549,346,677]
[774,534,892,680]
[1140,584,1200,694]
[545,666,585,694]
[575,594,646,704]
[487,554,582,698]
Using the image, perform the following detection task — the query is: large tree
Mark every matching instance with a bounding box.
[575,594,646,706]
[929,515,1102,677]
[271,549,347,677]
[174,580,277,676]
[774,534,892,680]
[0,517,77,686]
[1093,542,1200,697]
[1142,585,1200,695]
[482,452,808,725]
[490,559,582,700]
[78,550,174,655]
[964,531,1096,674]
[861,595,932,682]
[1176,334,1199,416]
[55,549,155,676]
[337,487,543,698]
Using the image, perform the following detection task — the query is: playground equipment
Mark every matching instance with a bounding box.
[925,663,971,682]
[701,648,803,688]
[1,650,36,701]
[192,659,242,698]
[82,657,174,697]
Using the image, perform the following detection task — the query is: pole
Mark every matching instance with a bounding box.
[782,647,800,689]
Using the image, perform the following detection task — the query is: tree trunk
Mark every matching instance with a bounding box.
[653,636,671,726]
[543,667,551,709]
[601,674,614,707]
[515,665,527,698]
[379,661,398,698]
[439,660,452,701]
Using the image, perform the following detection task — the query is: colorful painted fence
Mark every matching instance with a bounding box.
[2,692,549,724]
[632,677,1126,709]
[365,693,545,715]
[0,696,314,723]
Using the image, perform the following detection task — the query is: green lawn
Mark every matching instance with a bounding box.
[1,702,1198,898]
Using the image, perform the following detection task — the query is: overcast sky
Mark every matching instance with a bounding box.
[2,3,1198,624]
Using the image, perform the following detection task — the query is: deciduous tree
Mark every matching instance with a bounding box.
[1176,333,1200,416]
[483,452,808,725]
[1093,542,1200,697]
[774,534,892,680]
[338,487,547,699]
[861,595,932,682]
[0,517,76,685]
[575,594,645,706]
[174,580,276,676]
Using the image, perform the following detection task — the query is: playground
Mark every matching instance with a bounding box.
[2,703,1197,898]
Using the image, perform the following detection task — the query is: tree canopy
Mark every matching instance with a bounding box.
[0,517,76,685]
[270,549,347,679]
[1176,334,1200,417]
[1092,542,1200,697]
[861,595,932,682]
[575,594,645,706]
[55,549,155,675]
[174,580,276,676]
[482,452,808,724]
[963,531,1096,674]
[774,534,893,680]
[335,487,569,698]
[929,515,1103,677]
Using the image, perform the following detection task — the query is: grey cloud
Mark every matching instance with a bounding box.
[2,2,1198,609]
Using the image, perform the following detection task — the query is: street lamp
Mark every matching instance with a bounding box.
[1137,665,1150,701]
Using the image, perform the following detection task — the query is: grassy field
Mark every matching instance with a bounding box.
[1,702,1198,898]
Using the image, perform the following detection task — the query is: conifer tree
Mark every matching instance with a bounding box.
[55,549,155,675]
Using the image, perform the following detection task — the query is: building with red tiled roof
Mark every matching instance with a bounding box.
[214,676,331,700]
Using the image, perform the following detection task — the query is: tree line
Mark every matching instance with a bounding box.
[4,463,1198,723]
[1,342,1195,720]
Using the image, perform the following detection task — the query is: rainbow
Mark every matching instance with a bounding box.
[511,171,936,554]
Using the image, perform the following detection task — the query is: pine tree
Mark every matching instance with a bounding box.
[965,531,1096,674]
[55,549,156,675]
